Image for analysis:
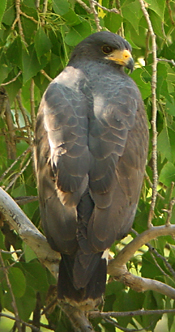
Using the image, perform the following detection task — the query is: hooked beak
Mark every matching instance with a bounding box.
[105,49,134,72]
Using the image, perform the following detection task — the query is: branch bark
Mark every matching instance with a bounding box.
[0,187,60,278]
[138,0,158,226]
[1,187,175,330]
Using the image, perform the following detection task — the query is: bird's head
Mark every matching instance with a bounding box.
[70,31,134,72]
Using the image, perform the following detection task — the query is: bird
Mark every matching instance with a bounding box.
[34,31,148,309]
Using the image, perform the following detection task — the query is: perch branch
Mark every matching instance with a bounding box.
[0,188,95,331]
[108,263,175,299]
[1,186,175,329]
[0,187,60,278]
[109,225,175,268]
[59,303,95,332]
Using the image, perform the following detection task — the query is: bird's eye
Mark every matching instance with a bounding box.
[102,45,113,54]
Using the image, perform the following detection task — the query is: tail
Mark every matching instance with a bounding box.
[57,253,107,308]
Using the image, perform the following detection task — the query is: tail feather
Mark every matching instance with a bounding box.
[57,253,106,306]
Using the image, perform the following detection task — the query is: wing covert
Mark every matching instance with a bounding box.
[43,67,90,206]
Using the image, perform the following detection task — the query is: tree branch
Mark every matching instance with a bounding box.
[59,303,95,332]
[108,263,175,299]
[1,186,175,332]
[138,0,158,227]
[89,0,101,31]
[0,187,60,278]
[90,308,175,319]
[109,225,175,268]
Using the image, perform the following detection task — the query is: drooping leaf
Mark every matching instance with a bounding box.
[0,0,7,26]
[146,0,166,20]
[159,162,175,187]
[53,0,70,15]
[34,27,52,59]
[8,267,26,298]
[22,44,47,83]
[65,21,92,46]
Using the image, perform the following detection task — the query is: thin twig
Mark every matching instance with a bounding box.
[166,0,175,26]
[40,69,52,82]
[15,195,38,205]
[132,228,175,280]
[0,313,42,332]
[0,249,22,255]
[150,246,175,279]
[90,308,175,319]
[161,182,175,225]
[92,0,120,14]
[76,0,92,14]
[1,71,22,86]
[16,90,33,146]
[138,0,158,227]
[0,148,31,182]
[30,79,36,131]
[5,155,32,191]
[103,316,145,332]
[145,171,164,200]
[109,226,175,269]
[12,0,27,46]
[20,11,38,24]
[157,58,175,66]
[42,0,48,13]
[0,252,22,332]
[89,0,101,31]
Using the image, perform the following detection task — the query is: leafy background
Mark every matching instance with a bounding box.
[1,0,175,331]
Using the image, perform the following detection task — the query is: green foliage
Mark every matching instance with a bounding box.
[1,0,175,331]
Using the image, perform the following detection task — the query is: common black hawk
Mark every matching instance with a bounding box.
[34,31,148,309]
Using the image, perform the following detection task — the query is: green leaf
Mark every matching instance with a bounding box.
[166,99,175,117]
[104,12,123,33]
[8,267,26,298]
[4,69,22,104]
[122,0,143,33]
[62,9,82,26]
[0,0,7,26]
[53,0,69,15]
[130,68,151,100]
[34,27,52,59]
[23,243,37,263]
[141,251,165,279]
[149,10,165,39]
[20,260,50,294]
[16,285,36,321]
[146,0,166,20]
[159,162,175,187]
[6,36,23,69]
[65,21,91,46]
[157,127,173,163]
[2,5,15,27]
[22,44,47,83]
[142,291,162,329]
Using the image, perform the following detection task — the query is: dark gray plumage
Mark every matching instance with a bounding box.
[34,31,148,308]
